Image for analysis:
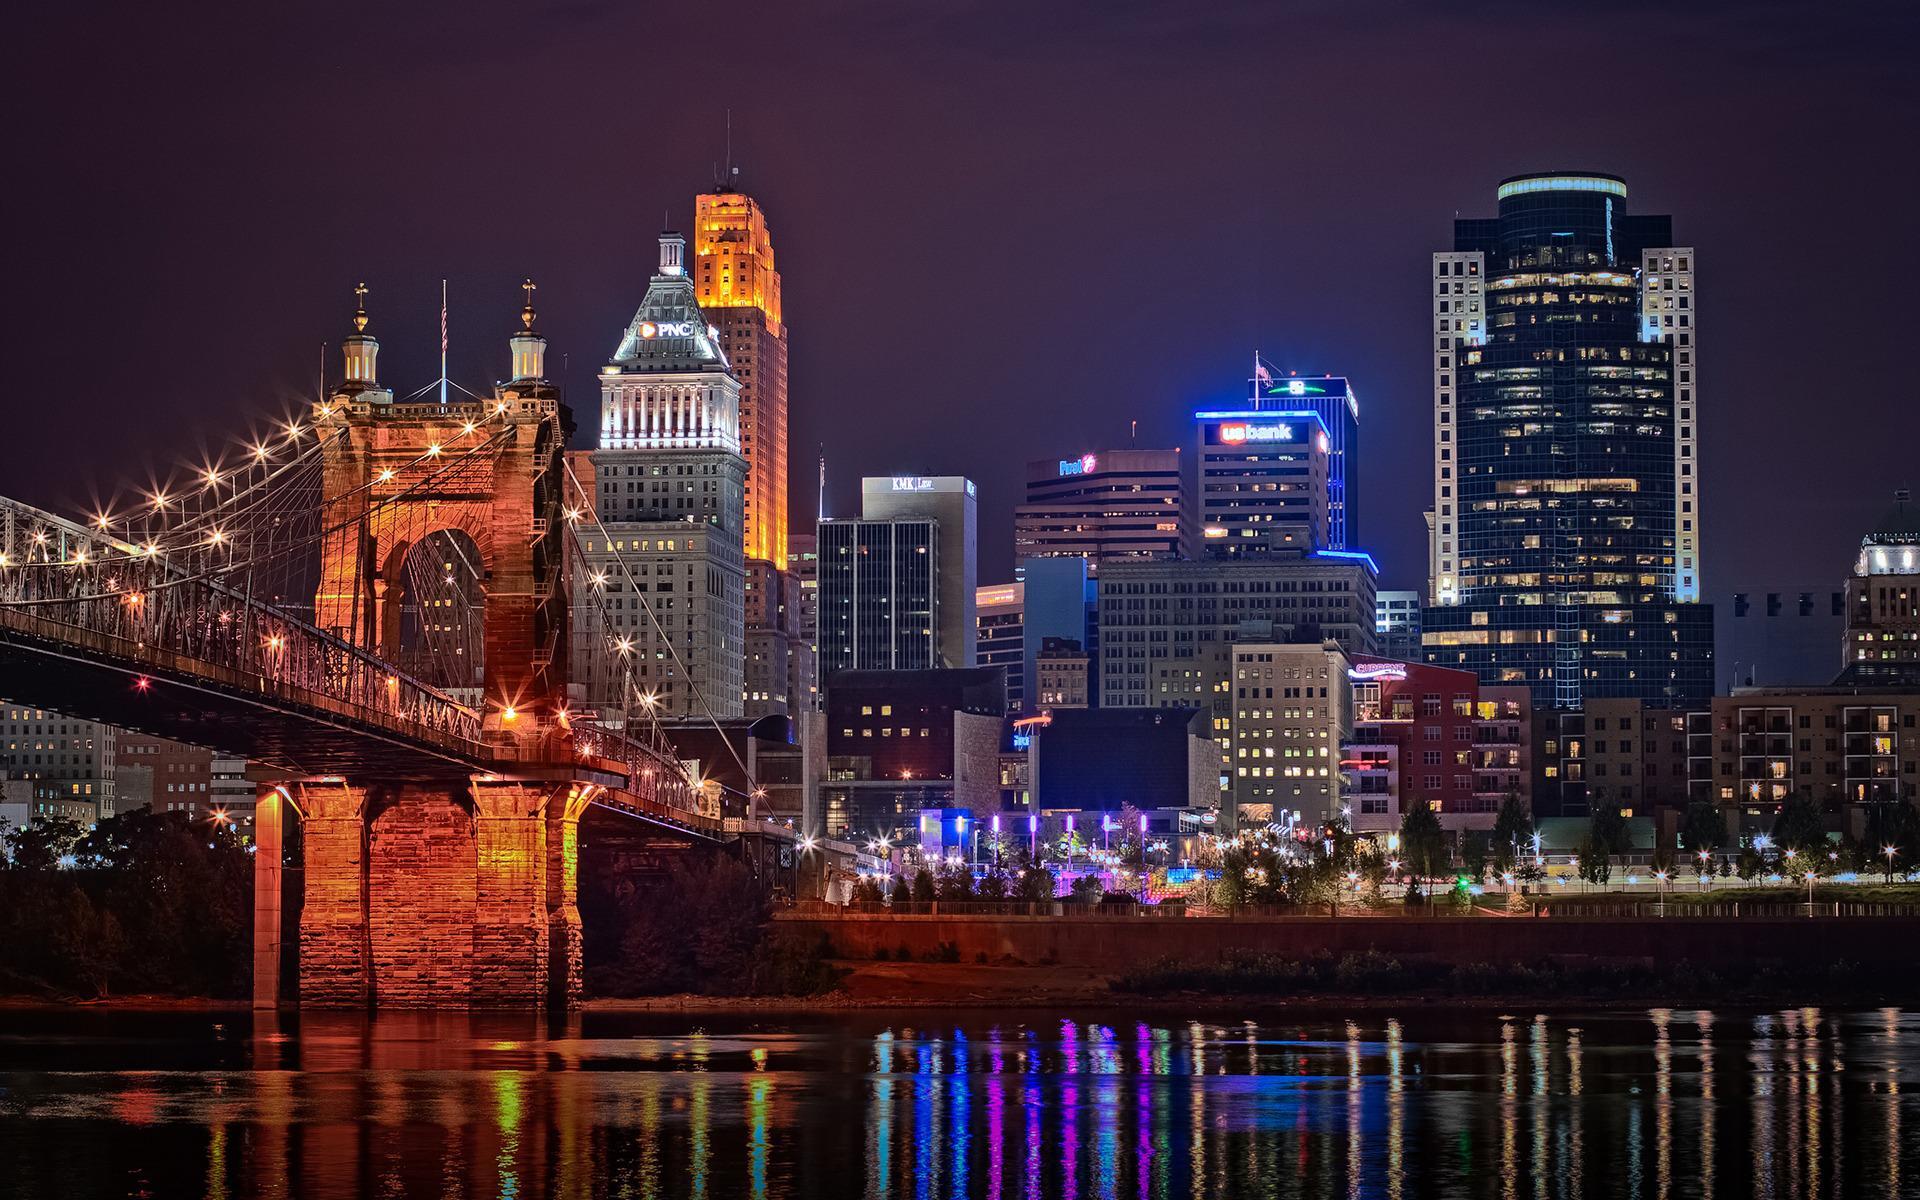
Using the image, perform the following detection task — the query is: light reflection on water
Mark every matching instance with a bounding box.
[0,1007,1916,1197]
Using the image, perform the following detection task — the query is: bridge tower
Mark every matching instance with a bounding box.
[312,284,573,741]
[259,286,599,1011]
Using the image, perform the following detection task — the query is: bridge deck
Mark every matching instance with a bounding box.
[0,605,482,778]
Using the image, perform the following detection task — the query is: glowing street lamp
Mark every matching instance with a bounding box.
[1885,844,1899,885]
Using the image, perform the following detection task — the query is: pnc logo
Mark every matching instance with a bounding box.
[636,320,701,340]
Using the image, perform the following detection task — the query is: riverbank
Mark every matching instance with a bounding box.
[0,994,251,1011]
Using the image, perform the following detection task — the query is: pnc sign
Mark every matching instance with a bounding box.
[1218,422,1295,445]
[636,320,703,339]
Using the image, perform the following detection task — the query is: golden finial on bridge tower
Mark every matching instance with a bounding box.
[520,278,537,331]
[352,282,370,333]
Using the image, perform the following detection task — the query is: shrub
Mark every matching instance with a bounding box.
[1016,866,1054,901]
[0,811,250,999]
[935,860,975,901]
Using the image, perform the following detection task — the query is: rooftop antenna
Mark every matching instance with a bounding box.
[438,279,448,407]
[817,449,827,522]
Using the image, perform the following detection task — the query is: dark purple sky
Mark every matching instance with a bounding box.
[8,0,1916,593]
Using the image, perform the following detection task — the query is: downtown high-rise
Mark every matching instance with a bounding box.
[1423,172,1712,708]
[575,231,746,721]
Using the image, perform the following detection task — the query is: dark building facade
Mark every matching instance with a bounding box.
[817,518,938,675]
[1423,172,1712,709]
[821,667,1006,839]
[1030,707,1216,813]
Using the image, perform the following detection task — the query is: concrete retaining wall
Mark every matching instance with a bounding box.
[778,910,1920,970]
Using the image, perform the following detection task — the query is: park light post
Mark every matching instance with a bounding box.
[1137,812,1150,903]
[1885,844,1899,885]
[1654,869,1667,916]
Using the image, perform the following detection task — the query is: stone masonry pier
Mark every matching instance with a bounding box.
[254,779,594,1009]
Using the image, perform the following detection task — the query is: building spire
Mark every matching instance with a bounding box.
[520,278,538,331]
[352,282,370,333]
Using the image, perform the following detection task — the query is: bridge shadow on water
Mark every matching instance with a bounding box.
[0,1004,1917,1197]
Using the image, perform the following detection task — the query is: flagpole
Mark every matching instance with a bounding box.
[439,278,448,407]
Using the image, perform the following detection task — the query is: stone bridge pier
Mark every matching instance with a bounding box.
[253,778,596,1009]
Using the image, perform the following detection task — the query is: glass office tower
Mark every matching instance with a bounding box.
[1423,172,1712,708]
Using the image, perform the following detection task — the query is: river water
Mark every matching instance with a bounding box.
[0,1005,1913,1198]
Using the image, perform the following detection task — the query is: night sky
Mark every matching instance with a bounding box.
[8,0,1916,593]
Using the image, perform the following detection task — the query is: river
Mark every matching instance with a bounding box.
[0,1005,1912,1197]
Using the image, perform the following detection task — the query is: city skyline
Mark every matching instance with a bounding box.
[11,8,1920,1191]
[7,1,1915,597]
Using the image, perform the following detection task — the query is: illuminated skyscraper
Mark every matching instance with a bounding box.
[1423,172,1711,708]
[578,231,746,721]
[695,186,788,567]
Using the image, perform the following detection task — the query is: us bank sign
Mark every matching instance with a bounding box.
[1217,422,1295,444]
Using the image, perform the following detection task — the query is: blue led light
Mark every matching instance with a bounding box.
[1193,408,1331,437]
[1314,548,1380,573]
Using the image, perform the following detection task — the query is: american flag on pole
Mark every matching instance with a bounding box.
[1253,353,1273,387]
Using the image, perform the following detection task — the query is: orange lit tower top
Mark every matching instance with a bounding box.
[696,186,788,566]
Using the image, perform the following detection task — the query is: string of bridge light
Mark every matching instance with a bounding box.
[0,422,516,602]
[0,408,517,576]
[558,457,761,804]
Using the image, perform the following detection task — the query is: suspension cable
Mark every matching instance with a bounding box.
[560,456,757,798]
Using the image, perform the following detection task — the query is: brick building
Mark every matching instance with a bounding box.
[1343,658,1533,843]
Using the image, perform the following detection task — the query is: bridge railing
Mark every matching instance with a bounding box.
[0,501,482,751]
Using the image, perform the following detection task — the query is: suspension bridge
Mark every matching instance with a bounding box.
[0,284,768,1009]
